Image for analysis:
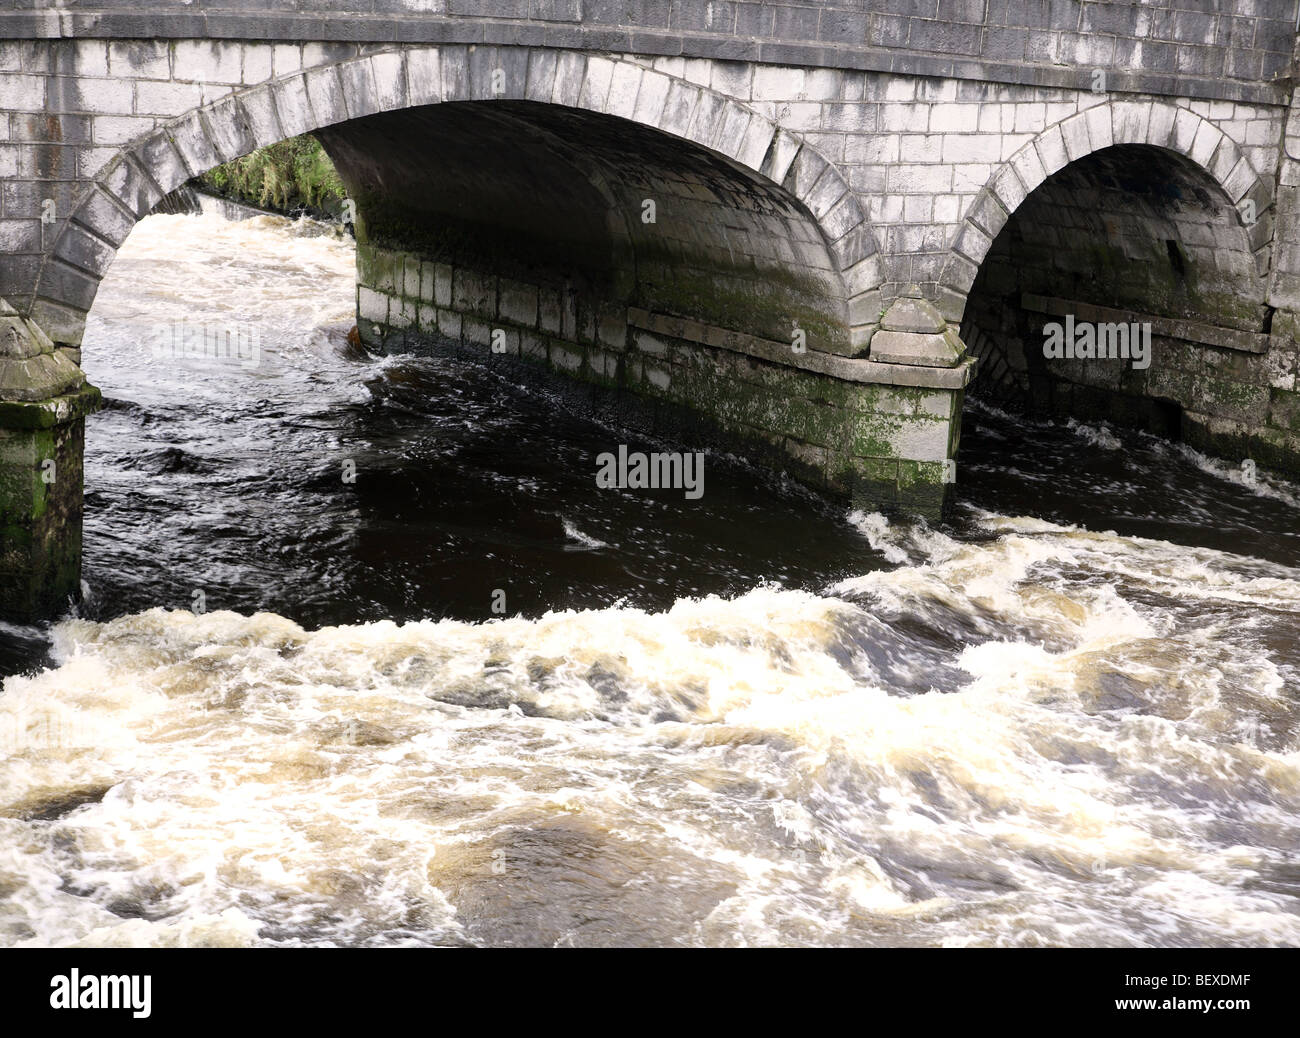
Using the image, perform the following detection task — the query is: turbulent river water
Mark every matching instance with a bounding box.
[2,210,1298,947]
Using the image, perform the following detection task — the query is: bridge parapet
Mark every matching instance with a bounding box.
[2,1,1293,104]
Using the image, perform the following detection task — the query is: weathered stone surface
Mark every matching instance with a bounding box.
[0,296,99,621]
[358,237,965,519]
[879,285,946,334]
[0,383,100,621]
[0,298,86,402]
[870,327,967,368]
[871,291,967,368]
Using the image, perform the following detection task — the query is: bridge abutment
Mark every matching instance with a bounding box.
[0,299,100,623]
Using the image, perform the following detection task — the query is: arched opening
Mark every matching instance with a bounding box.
[960,142,1268,438]
[50,96,877,637]
[7,48,918,634]
[315,99,849,355]
[31,48,880,358]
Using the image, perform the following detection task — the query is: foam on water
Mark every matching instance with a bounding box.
[3,513,1298,947]
[561,519,610,550]
[4,211,1298,948]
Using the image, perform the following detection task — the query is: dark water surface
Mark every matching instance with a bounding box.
[1,212,1297,947]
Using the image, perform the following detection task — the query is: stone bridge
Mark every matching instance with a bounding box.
[2,2,1299,619]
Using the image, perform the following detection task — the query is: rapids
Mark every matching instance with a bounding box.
[2,210,1297,947]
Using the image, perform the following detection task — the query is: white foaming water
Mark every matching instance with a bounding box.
[4,515,1299,947]
[1065,417,1123,450]
[1166,441,1300,510]
[561,519,610,550]
[847,510,912,564]
[87,211,358,365]
[4,213,1299,948]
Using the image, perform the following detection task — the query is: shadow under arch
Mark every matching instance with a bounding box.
[940,98,1272,321]
[32,46,882,353]
[316,98,851,354]
[959,140,1271,442]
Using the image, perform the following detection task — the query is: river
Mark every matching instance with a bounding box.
[1,210,1297,947]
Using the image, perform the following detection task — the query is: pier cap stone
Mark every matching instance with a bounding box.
[0,297,86,402]
[870,285,966,368]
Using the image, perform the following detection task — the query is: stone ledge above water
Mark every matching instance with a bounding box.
[1021,293,1275,355]
[626,308,977,390]
[0,384,102,431]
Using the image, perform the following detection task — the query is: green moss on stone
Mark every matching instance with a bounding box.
[200,134,347,217]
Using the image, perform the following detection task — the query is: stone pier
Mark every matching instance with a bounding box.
[354,241,975,519]
[0,299,100,621]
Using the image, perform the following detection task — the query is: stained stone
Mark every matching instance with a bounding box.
[880,297,947,335]
[0,296,99,622]
[0,298,86,402]
[871,291,967,368]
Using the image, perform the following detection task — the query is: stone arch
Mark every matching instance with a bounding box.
[939,99,1273,324]
[33,45,882,349]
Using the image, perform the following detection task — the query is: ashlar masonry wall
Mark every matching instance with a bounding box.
[355,240,971,515]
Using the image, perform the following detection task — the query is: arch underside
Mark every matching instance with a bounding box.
[962,141,1277,455]
[32,47,880,354]
[318,100,849,353]
[23,48,990,521]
